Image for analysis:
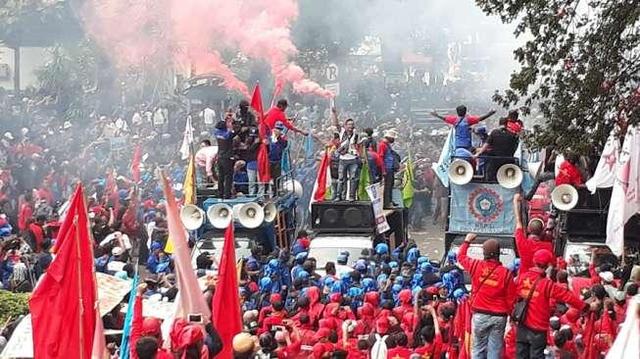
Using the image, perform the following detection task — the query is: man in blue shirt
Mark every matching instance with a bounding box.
[431,105,496,150]
[214,117,235,199]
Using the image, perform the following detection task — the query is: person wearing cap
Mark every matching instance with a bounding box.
[268,122,288,184]
[515,248,591,359]
[130,283,173,359]
[513,193,554,274]
[263,99,308,136]
[431,105,496,151]
[195,139,218,185]
[473,117,519,180]
[335,251,353,277]
[377,129,400,208]
[214,117,235,199]
[236,99,257,128]
[458,233,516,359]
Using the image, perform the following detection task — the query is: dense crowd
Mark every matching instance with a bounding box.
[0,86,638,359]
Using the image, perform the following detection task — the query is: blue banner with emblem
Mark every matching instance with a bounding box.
[449,183,516,235]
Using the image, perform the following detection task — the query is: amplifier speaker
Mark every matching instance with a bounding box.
[311,202,375,232]
[563,209,607,237]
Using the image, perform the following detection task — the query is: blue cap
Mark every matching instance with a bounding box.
[375,243,389,255]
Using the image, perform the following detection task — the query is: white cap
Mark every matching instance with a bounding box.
[599,271,614,283]
[111,246,124,256]
[3,132,13,140]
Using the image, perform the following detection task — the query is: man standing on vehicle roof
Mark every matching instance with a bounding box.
[431,105,496,151]
[331,107,360,201]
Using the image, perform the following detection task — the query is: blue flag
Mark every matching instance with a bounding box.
[304,134,314,159]
[281,143,291,174]
[119,273,139,359]
[433,129,455,187]
[515,141,535,194]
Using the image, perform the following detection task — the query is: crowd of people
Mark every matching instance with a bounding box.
[0,85,638,359]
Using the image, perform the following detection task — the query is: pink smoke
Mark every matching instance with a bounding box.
[78,0,331,99]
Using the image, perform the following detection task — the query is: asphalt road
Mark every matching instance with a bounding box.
[410,221,446,260]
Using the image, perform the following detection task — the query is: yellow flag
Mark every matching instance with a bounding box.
[165,155,196,254]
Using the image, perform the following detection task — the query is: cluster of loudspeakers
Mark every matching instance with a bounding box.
[180,202,277,230]
[448,159,523,189]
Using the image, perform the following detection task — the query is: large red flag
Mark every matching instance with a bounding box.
[250,83,271,183]
[159,171,211,321]
[130,144,142,183]
[29,184,104,359]
[212,224,242,359]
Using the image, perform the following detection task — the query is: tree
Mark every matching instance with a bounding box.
[475,0,640,153]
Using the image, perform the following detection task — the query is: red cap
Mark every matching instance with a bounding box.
[313,327,331,342]
[398,289,412,304]
[533,249,554,266]
[376,317,389,334]
[142,317,162,337]
[269,293,282,304]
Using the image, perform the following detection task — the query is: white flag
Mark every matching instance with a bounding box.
[179,115,194,160]
[586,129,619,193]
[606,126,640,256]
[606,295,639,358]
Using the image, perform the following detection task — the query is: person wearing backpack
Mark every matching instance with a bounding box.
[514,249,593,359]
[431,105,496,150]
[458,233,516,359]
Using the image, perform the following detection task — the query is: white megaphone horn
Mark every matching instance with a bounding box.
[263,202,277,223]
[551,184,579,211]
[497,164,523,189]
[283,179,303,198]
[206,203,233,229]
[180,204,205,230]
[236,202,265,229]
[448,159,473,185]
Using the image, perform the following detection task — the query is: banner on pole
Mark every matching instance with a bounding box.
[366,183,390,233]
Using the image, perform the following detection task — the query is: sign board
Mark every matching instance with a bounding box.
[325,63,339,81]
[325,83,340,98]
[0,315,33,359]
[96,272,131,316]
[366,183,390,233]
[449,183,516,235]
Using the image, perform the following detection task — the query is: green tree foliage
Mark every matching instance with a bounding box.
[475,0,640,153]
[0,290,29,323]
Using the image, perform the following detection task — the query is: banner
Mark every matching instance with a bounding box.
[432,129,455,187]
[449,182,516,235]
[366,183,390,233]
[96,272,131,316]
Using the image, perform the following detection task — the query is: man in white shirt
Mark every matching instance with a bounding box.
[332,108,360,201]
[195,139,218,184]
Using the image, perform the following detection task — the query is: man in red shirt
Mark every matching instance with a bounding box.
[458,233,516,359]
[555,152,583,187]
[18,193,33,233]
[263,99,308,136]
[513,193,554,274]
[515,249,590,359]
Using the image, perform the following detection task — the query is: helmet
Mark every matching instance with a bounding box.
[375,243,389,255]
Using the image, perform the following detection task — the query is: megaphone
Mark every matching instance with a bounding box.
[283,179,303,198]
[236,202,265,229]
[551,184,579,211]
[206,203,233,229]
[180,204,205,230]
[497,164,523,189]
[263,202,277,223]
[448,159,473,185]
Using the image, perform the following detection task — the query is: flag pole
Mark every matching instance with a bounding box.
[74,214,85,359]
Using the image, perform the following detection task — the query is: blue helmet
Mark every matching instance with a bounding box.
[417,256,429,265]
[296,270,310,280]
[392,283,402,294]
[295,252,308,264]
[407,248,420,263]
[331,281,343,294]
[323,276,335,288]
[362,277,376,292]
[348,286,363,299]
[355,259,367,272]
[375,243,389,255]
[259,277,272,292]
[376,273,388,287]
[394,276,405,286]
[447,250,457,264]
[419,262,434,273]
[453,288,467,300]
[389,261,399,269]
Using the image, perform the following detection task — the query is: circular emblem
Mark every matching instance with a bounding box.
[468,187,504,223]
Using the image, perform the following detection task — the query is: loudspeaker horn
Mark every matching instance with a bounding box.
[206,203,233,229]
[236,202,265,229]
[551,184,579,211]
[180,204,205,230]
[263,202,277,223]
[448,159,473,185]
[497,164,523,189]
[283,179,303,198]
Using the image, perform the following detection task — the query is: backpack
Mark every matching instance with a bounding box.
[370,334,388,359]
[390,149,401,172]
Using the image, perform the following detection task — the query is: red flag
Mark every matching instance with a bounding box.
[29,184,104,359]
[251,83,271,183]
[454,299,473,359]
[212,224,242,359]
[130,144,142,183]
[159,172,211,321]
[313,149,330,202]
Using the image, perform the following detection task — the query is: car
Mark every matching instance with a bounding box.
[308,235,374,277]
[190,236,253,274]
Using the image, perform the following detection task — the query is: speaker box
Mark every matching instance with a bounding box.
[311,202,375,233]
[563,209,607,237]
